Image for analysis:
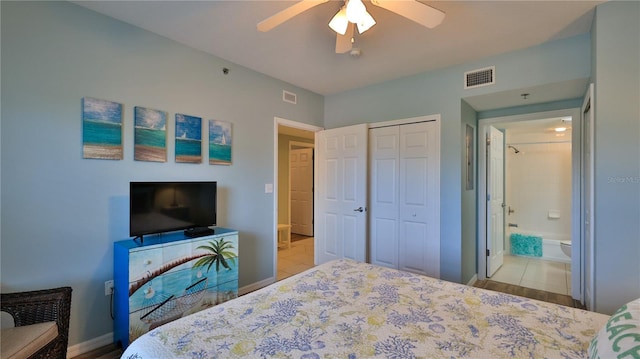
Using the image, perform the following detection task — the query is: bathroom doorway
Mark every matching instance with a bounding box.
[493,117,573,295]
[478,108,582,299]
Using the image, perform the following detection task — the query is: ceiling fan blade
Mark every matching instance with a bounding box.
[370,0,445,29]
[257,0,329,32]
[335,22,354,53]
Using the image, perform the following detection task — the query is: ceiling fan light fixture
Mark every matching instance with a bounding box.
[356,11,376,34]
[329,6,349,35]
[346,0,367,24]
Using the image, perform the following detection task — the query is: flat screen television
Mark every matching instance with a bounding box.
[130,181,217,239]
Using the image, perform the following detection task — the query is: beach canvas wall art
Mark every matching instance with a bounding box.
[209,120,232,165]
[134,107,167,162]
[175,114,202,163]
[82,97,123,160]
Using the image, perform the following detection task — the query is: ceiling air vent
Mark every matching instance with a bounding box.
[464,66,495,89]
[283,90,297,104]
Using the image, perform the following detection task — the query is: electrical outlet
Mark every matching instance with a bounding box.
[104,280,114,296]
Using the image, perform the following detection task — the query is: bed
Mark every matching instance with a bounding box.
[121,258,616,358]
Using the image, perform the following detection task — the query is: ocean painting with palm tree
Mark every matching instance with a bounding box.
[175,113,202,163]
[209,120,232,165]
[127,235,238,342]
[194,238,237,273]
[193,237,238,303]
[82,97,123,160]
[134,106,167,162]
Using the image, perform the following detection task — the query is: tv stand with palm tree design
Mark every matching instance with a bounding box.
[114,228,238,348]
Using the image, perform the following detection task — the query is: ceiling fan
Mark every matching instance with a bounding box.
[257,0,445,54]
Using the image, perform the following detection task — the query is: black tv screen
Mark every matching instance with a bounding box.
[130,181,217,237]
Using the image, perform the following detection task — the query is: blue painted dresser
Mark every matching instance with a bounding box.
[114,228,238,347]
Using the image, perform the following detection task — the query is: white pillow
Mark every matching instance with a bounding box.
[589,297,640,359]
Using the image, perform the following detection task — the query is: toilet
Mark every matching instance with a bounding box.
[560,241,571,258]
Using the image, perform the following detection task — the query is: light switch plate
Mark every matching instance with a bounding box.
[104,280,114,296]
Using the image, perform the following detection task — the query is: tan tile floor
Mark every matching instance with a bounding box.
[277,236,315,281]
[490,254,572,295]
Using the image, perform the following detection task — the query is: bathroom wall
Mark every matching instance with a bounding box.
[505,130,572,253]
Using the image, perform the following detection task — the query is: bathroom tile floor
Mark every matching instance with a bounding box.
[490,254,572,295]
[277,236,315,281]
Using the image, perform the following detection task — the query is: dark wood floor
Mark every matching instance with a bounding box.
[75,279,583,358]
[71,343,123,359]
[473,279,586,309]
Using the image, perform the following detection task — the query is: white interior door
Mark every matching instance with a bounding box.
[290,147,314,236]
[368,120,440,277]
[398,121,440,277]
[487,126,505,277]
[369,126,400,269]
[581,84,595,310]
[315,124,368,265]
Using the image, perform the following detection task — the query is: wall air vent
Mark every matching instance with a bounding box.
[283,90,297,104]
[464,66,495,89]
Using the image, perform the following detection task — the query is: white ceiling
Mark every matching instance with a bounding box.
[74,0,603,108]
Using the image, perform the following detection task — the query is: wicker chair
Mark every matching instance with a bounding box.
[1,286,72,359]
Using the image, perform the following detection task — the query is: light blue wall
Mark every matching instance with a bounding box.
[0,1,323,346]
[591,1,640,314]
[477,98,584,120]
[3,1,636,350]
[325,33,591,283]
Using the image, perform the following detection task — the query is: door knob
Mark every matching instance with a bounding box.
[353,207,364,212]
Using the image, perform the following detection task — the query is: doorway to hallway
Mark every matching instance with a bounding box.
[274,118,321,282]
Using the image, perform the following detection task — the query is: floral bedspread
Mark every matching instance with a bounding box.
[122,259,609,358]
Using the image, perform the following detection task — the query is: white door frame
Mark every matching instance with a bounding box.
[580,84,595,308]
[274,117,323,280]
[289,142,314,236]
[477,108,582,293]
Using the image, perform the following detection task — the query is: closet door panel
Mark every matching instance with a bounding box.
[368,118,440,278]
[368,127,399,268]
[399,221,428,273]
[398,122,439,277]
[402,157,428,221]
[371,219,397,267]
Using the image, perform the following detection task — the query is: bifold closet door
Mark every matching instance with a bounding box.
[369,121,440,277]
[369,126,400,269]
[397,122,439,277]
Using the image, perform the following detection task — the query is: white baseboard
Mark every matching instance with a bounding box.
[466,273,478,286]
[239,276,275,296]
[66,332,113,358]
[67,278,275,358]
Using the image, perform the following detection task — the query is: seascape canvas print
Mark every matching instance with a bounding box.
[134,107,167,162]
[82,97,123,160]
[175,114,202,163]
[209,120,232,165]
